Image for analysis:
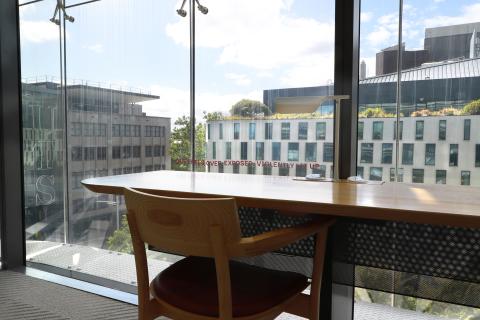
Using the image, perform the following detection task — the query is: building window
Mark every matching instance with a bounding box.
[225,142,232,160]
[71,122,82,136]
[112,168,123,175]
[288,143,299,161]
[263,166,272,176]
[133,166,142,173]
[71,147,82,161]
[313,165,327,177]
[476,145,480,167]
[249,123,256,140]
[154,164,162,171]
[390,168,404,182]
[123,167,132,174]
[145,165,153,172]
[84,147,95,161]
[369,167,383,181]
[212,142,216,159]
[402,144,414,165]
[133,146,141,158]
[281,123,290,140]
[247,164,256,175]
[161,146,165,156]
[97,147,107,160]
[113,124,122,137]
[415,120,424,140]
[449,144,458,166]
[425,144,436,166]
[112,146,121,159]
[296,165,307,177]
[461,171,471,186]
[357,166,364,179]
[256,142,264,160]
[207,124,211,140]
[234,123,240,140]
[439,120,447,140]
[316,122,326,140]
[323,143,333,162]
[305,143,317,162]
[372,121,383,140]
[218,163,224,173]
[233,164,240,174]
[393,121,403,140]
[153,145,161,157]
[436,170,447,184]
[412,169,424,183]
[279,167,289,176]
[381,143,393,164]
[133,125,141,137]
[357,122,364,140]
[145,146,152,157]
[219,123,223,140]
[272,142,281,161]
[298,122,308,140]
[72,172,83,189]
[265,123,273,140]
[241,142,248,160]
[123,146,132,159]
[360,143,373,164]
[124,125,132,137]
[464,119,471,141]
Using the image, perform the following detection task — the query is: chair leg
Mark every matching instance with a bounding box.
[310,229,328,320]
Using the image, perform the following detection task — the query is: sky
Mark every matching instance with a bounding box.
[18,0,480,122]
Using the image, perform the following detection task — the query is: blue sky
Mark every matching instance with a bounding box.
[19,0,480,121]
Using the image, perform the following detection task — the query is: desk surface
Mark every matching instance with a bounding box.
[82,170,480,228]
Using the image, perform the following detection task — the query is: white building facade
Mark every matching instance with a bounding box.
[206,115,480,186]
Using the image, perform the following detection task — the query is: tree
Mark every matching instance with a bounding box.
[230,99,272,117]
[169,115,206,171]
[203,111,224,121]
[105,215,133,254]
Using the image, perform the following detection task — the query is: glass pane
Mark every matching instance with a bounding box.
[20,0,66,247]
[21,0,188,286]
[198,0,335,177]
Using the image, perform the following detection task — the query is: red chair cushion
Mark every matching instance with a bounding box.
[150,256,309,317]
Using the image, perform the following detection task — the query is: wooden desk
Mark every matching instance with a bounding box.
[82,170,480,228]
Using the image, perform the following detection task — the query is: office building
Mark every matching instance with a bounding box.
[22,81,170,247]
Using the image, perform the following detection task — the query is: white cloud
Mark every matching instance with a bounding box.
[366,13,399,47]
[424,3,480,28]
[20,20,59,44]
[225,73,251,86]
[433,0,445,3]
[84,44,104,54]
[361,12,373,23]
[165,0,335,85]
[142,85,262,123]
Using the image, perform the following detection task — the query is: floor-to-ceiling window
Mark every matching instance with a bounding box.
[356,0,480,318]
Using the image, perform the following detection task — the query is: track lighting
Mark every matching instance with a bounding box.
[50,0,75,25]
[176,0,208,17]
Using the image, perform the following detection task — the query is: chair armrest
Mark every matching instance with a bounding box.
[228,217,335,257]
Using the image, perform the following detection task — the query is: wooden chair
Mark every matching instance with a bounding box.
[124,187,334,320]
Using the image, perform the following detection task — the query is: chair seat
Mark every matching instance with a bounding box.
[150,256,309,318]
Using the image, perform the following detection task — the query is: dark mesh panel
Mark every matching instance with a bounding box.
[238,206,315,258]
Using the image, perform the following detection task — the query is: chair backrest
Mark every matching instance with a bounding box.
[123,187,242,257]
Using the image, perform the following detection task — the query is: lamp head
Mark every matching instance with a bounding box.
[197,4,208,14]
[176,8,187,17]
[65,14,75,23]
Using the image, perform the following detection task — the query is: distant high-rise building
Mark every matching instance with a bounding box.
[360,60,367,80]
[376,44,429,76]
[425,22,480,62]
[375,22,480,76]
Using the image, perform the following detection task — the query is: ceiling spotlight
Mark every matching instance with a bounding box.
[177,9,187,17]
[176,0,187,17]
[195,0,208,14]
[65,14,75,23]
[50,17,60,25]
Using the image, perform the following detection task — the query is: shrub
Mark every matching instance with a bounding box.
[463,99,480,115]
[359,107,395,118]
[411,109,432,117]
